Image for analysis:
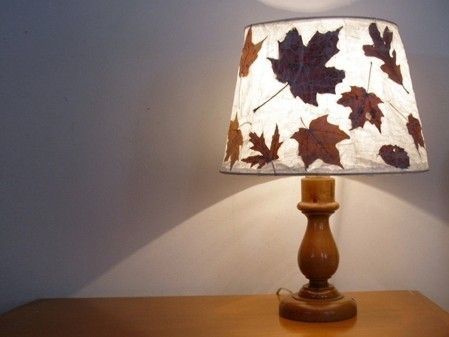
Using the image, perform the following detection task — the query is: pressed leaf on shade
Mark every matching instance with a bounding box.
[406,114,425,150]
[268,27,345,106]
[224,116,243,170]
[291,115,350,169]
[242,125,283,169]
[337,86,384,132]
[379,145,410,169]
[239,27,266,77]
[363,23,403,85]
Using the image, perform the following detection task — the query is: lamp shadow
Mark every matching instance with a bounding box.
[1,0,288,313]
[279,316,356,334]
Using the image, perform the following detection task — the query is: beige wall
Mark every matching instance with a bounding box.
[1,0,448,313]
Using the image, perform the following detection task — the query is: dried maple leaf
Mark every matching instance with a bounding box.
[268,27,345,106]
[406,114,425,150]
[239,27,265,77]
[363,23,403,85]
[291,115,349,169]
[242,125,283,169]
[378,145,410,169]
[224,116,243,170]
[337,86,384,132]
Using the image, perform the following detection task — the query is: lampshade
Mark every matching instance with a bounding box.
[221,17,428,175]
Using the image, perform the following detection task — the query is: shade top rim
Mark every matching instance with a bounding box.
[245,16,398,29]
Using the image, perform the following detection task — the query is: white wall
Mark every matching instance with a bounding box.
[1,0,448,313]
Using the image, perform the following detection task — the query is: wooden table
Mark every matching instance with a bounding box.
[1,291,448,336]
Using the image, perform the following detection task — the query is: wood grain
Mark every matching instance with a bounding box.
[1,291,448,337]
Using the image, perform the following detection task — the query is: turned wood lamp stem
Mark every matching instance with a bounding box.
[279,176,357,322]
[298,176,339,289]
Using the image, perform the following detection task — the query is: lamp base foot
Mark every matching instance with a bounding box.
[279,285,357,322]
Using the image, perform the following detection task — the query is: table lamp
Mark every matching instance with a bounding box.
[220,17,428,322]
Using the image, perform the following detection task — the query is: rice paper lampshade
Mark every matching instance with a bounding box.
[221,17,428,175]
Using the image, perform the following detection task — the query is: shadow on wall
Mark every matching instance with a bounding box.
[1,0,448,313]
[1,0,286,313]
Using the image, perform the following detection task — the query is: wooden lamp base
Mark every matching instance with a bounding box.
[279,176,357,322]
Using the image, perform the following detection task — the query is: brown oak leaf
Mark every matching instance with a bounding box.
[268,27,345,106]
[239,27,265,77]
[337,86,384,132]
[224,116,243,170]
[379,145,410,169]
[291,115,349,169]
[406,114,425,150]
[363,23,403,85]
[242,125,283,169]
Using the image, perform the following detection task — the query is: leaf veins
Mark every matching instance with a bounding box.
[379,145,410,169]
[224,116,243,170]
[291,115,349,169]
[239,27,266,77]
[337,86,384,132]
[268,27,345,106]
[242,125,283,169]
[406,114,425,150]
[363,23,403,86]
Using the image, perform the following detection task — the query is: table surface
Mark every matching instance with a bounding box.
[1,291,448,337]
